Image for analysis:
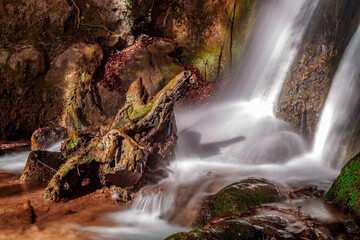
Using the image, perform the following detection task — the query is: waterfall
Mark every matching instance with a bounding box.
[312,24,360,167]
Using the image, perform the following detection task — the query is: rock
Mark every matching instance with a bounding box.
[152,0,257,80]
[7,46,46,80]
[31,126,68,151]
[165,220,263,240]
[102,38,185,99]
[91,0,134,46]
[0,49,9,66]
[46,42,104,131]
[1,0,73,37]
[20,151,66,182]
[195,178,281,227]
[276,0,360,141]
[324,152,360,215]
[44,71,195,201]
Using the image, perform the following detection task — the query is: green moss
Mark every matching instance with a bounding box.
[81,72,88,82]
[324,152,360,215]
[196,178,280,227]
[128,103,153,121]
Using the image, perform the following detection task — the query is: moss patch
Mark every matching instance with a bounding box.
[195,178,280,227]
[324,152,360,215]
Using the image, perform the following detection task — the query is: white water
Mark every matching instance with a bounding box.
[0,140,63,173]
[312,25,360,167]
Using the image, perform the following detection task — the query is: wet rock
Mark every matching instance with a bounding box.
[44,71,195,201]
[46,42,104,131]
[324,152,360,215]
[31,126,68,151]
[195,178,281,227]
[7,46,46,80]
[165,220,263,240]
[20,151,66,182]
[277,0,360,141]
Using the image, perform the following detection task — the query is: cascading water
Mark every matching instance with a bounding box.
[312,25,360,167]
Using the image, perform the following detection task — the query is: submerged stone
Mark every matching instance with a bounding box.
[324,152,360,215]
[195,178,280,227]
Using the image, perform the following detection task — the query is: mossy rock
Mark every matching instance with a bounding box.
[195,178,280,227]
[324,152,360,215]
[20,151,66,182]
[165,219,262,240]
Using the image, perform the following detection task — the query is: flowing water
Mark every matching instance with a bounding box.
[0,141,63,173]
[312,25,360,167]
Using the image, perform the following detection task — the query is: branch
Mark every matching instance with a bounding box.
[70,0,81,29]
[216,0,235,80]
[81,23,117,35]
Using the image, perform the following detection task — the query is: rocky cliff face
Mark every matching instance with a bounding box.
[277,0,360,142]
[0,0,257,141]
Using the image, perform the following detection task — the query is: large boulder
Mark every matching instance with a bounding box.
[7,46,47,80]
[277,0,360,141]
[195,178,281,227]
[100,38,186,118]
[324,152,360,215]
[46,42,105,131]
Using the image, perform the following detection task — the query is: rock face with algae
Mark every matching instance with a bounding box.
[324,152,360,215]
[20,71,195,201]
[195,178,280,228]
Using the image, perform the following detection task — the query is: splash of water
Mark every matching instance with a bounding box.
[312,25,360,167]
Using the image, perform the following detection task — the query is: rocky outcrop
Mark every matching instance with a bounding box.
[151,0,258,80]
[101,38,186,117]
[46,42,105,131]
[0,0,73,42]
[33,71,195,201]
[324,152,360,215]
[31,126,68,151]
[0,45,62,140]
[195,178,280,227]
[277,0,360,141]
